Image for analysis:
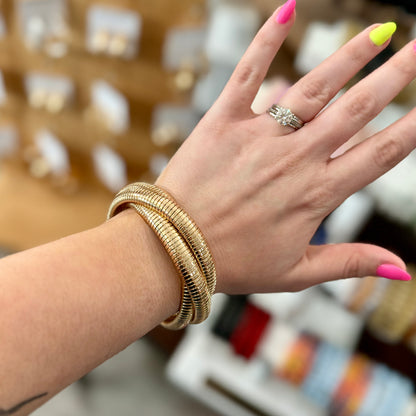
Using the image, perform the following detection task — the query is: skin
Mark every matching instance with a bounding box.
[1,5,416,414]
[157,15,414,293]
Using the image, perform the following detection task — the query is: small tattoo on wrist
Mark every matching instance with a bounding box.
[0,393,48,415]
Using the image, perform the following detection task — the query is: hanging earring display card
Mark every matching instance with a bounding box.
[162,27,206,71]
[34,129,70,177]
[151,104,200,146]
[0,71,6,105]
[25,73,74,113]
[0,11,6,38]
[90,80,130,134]
[92,144,127,193]
[86,5,142,59]
[0,126,18,158]
[17,0,69,56]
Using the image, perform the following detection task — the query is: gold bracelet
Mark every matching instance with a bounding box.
[109,183,216,295]
[107,183,217,330]
[129,203,210,329]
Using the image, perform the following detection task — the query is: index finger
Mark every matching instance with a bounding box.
[217,0,296,119]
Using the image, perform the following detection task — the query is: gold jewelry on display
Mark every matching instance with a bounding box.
[367,268,416,343]
[107,182,216,330]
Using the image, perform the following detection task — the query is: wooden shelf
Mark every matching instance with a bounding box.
[0,95,168,171]
[0,0,204,250]
[0,161,113,251]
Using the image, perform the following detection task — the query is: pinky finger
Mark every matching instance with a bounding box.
[286,243,410,291]
[330,105,416,198]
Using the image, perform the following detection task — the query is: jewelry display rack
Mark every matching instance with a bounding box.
[0,0,205,251]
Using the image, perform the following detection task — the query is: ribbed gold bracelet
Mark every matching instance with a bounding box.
[107,183,217,331]
[109,182,216,295]
[129,203,210,329]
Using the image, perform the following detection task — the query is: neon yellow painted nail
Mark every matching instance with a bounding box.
[369,22,397,46]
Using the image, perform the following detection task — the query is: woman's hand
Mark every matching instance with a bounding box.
[157,3,415,294]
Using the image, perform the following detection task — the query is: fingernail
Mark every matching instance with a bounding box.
[413,40,416,53]
[276,0,296,24]
[376,264,412,281]
[369,22,397,46]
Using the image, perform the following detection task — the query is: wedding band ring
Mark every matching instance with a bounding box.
[267,105,304,130]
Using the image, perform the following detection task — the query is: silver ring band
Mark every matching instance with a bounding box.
[267,104,304,130]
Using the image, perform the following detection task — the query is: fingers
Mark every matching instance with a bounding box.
[287,243,409,290]
[329,106,416,197]
[309,39,416,155]
[260,23,396,133]
[217,0,296,119]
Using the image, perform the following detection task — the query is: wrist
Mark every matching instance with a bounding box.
[104,208,182,330]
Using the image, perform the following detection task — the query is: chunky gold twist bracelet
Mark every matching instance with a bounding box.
[110,182,216,295]
[107,183,217,330]
[129,203,210,329]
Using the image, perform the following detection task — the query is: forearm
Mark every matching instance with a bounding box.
[0,209,180,415]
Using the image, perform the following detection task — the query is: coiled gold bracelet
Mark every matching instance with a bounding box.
[107,183,217,330]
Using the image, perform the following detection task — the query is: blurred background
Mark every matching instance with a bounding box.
[2,0,416,415]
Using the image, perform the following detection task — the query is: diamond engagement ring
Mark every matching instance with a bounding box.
[267,104,304,130]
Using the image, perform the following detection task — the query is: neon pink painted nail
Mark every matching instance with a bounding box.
[276,0,296,24]
[376,264,412,281]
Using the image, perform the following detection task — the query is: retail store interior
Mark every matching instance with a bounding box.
[2,0,416,415]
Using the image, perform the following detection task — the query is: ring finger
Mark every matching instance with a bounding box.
[262,23,397,134]
[309,38,416,156]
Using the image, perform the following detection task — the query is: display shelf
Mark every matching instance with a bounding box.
[0,43,182,106]
[168,284,416,416]
[0,161,112,251]
[0,95,164,171]
[0,0,206,251]
[167,295,325,416]
[0,0,205,104]
[169,335,324,416]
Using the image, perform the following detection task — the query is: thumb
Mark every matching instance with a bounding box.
[288,243,411,290]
